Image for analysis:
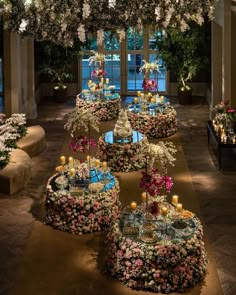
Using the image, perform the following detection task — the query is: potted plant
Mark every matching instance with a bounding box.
[156,22,210,104]
[35,40,82,103]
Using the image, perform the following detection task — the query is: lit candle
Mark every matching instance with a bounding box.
[69,168,76,177]
[60,156,66,165]
[106,78,109,84]
[102,161,108,169]
[68,156,74,167]
[161,206,168,217]
[172,195,179,205]
[95,159,100,168]
[141,192,147,201]
[137,91,141,97]
[150,98,155,104]
[133,97,139,104]
[101,77,104,83]
[88,80,92,86]
[176,203,183,213]
[233,138,236,144]
[130,201,137,210]
[86,155,90,162]
[160,95,164,102]
[148,92,152,97]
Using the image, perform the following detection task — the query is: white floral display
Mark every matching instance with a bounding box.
[2,0,218,47]
[139,60,160,75]
[88,51,106,67]
[0,113,27,168]
[64,107,99,136]
[76,95,121,121]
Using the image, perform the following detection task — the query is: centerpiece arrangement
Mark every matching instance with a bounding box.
[105,140,208,293]
[76,51,121,121]
[0,113,27,169]
[127,59,177,139]
[45,107,121,234]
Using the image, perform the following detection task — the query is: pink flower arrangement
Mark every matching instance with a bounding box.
[91,68,107,78]
[140,168,173,196]
[142,78,158,91]
[69,135,96,153]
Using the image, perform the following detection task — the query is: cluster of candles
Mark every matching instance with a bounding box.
[130,193,183,217]
[88,78,109,86]
[134,92,165,104]
[212,120,236,144]
[59,155,108,177]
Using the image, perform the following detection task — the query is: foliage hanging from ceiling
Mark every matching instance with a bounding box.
[1,0,218,47]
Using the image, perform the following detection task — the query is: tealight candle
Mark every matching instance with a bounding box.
[60,156,66,165]
[161,206,168,217]
[141,192,147,201]
[172,194,179,205]
[130,201,137,210]
[176,203,183,213]
[69,168,76,177]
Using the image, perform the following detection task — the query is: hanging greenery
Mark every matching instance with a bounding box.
[1,0,218,47]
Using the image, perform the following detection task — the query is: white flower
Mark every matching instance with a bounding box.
[108,0,116,8]
[116,29,125,43]
[19,19,29,33]
[77,24,86,43]
[88,51,106,66]
[155,6,161,21]
[82,1,91,19]
[139,60,160,74]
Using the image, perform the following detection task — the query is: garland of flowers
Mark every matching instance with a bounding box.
[0,113,27,169]
[76,95,121,121]
[105,215,208,293]
[127,105,177,139]
[2,0,218,47]
[45,175,121,234]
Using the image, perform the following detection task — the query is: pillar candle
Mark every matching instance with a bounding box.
[69,168,76,177]
[141,192,147,201]
[60,156,66,165]
[68,156,74,166]
[130,201,137,210]
[161,206,168,217]
[172,194,179,205]
[176,203,183,213]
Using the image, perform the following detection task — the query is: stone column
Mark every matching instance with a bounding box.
[231,10,236,108]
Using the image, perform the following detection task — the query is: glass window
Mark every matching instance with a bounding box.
[127,28,143,50]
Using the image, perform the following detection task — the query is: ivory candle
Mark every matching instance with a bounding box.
[106,78,109,84]
[102,161,108,169]
[95,159,100,168]
[60,156,66,165]
[130,201,137,210]
[161,206,168,217]
[68,156,74,166]
[137,91,141,97]
[86,155,90,161]
[69,168,76,177]
[150,98,155,104]
[176,203,183,213]
[101,77,104,83]
[172,194,179,205]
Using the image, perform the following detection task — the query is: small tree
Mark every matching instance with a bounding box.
[156,22,210,91]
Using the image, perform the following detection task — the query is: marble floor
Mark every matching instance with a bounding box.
[0,96,236,295]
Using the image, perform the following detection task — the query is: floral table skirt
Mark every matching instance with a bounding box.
[76,95,121,121]
[96,132,149,172]
[127,106,177,139]
[45,174,121,235]
[105,216,208,293]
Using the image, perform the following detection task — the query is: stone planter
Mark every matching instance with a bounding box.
[178,86,192,105]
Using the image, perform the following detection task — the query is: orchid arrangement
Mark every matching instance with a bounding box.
[69,135,96,153]
[140,168,173,196]
[2,1,218,47]
[64,107,99,136]
[142,78,158,91]
[91,68,107,78]
[213,101,236,128]
[0,113,27,169]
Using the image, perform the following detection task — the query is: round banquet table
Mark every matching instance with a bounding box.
[127,103,177,139]
[45,170,121,235]
[76,92,121,121]
[96,130,148,172]
[105,203,208,293]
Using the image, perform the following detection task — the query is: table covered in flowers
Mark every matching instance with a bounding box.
[76,92,121,121]
[105,198,208,293]
[127,103,177,139]
[45,164,121,235]
[96,131,148,172]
